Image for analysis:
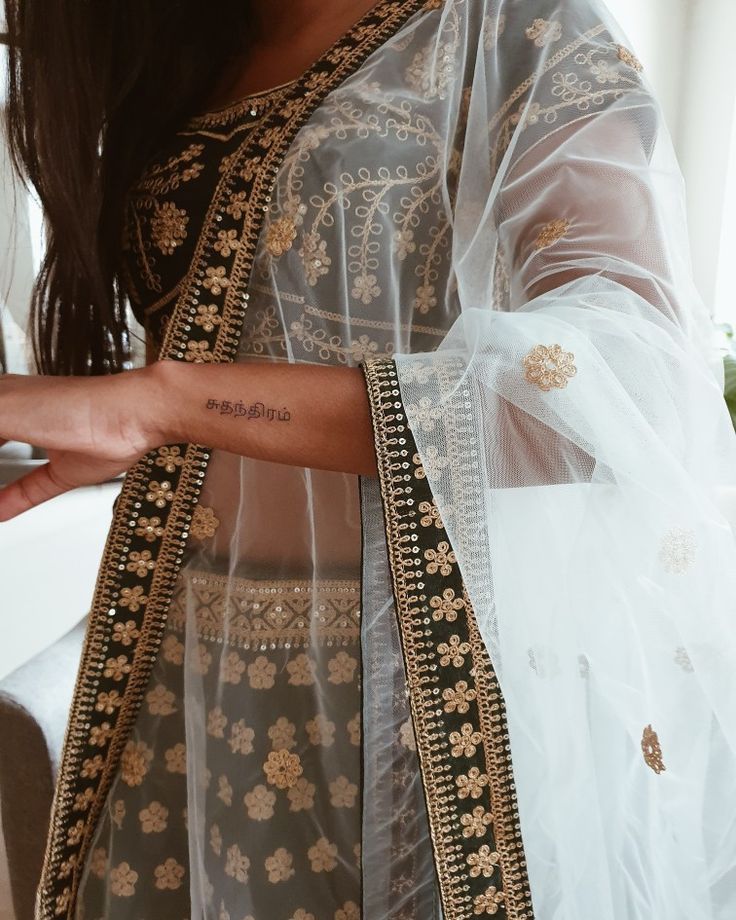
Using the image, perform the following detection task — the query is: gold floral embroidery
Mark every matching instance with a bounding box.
[109,861,138,897]
[103,655,132,681]
[145,480,174,508]
[534,217,570,250]
[209,824,222,856]
[228,719,256,755]
[264,847,295,883]
[194,303,222,332]
[213,229,240,257]
[267,716,297,751]
[190,505,220,540]
[202,265,230,295]
[135,515,164,542]
[525,18,562,46]
[126,550,155,578]
[265,216,297,257]
[224,843,250,883]
[154,857,185,891]
[329,775,358,807]
[113,800,126,829]
[207,706,228,738]
[138,801,168,833]
[424,540,456,575]
[335,903,360,920]
[617,44,643,72]
[263,749,303,789]
[307,836,338,872]
[430,587,465,622]
[247,655,276,689]
[222,650,246,685]
[305,713,336,747]
[457,767,491,800]
[523,343,577,391]
[286,652,316,686]
[118,587,148,613]
[150,202,188,255]
[184,339,214,363]
[141,684,176,716]
[154,445,185,474]
[88,723,113,747]
[111,620,140,645]
[120,740,153,787]
[442,679,477,714]
[450,723,483,758]
[327,650,358,684]
[658,527,696,574]
[244,784,276,821]
[461,805,494,839]
[467,845,500,879]
[437,634,471,668]
[94,690,122,714]
[641,724,666,774]
[217,775,233,806]
[419,500,443,528]
[473,886,505,915]
[164,742,187,774]
[287,777,316,812]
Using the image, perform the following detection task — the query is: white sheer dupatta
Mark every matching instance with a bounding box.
[391,0,736,916]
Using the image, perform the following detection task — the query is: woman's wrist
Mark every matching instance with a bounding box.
[136,359,190,449]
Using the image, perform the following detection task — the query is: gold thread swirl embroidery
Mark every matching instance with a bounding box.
[523,343,577,391]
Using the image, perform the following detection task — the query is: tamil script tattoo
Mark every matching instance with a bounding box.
[205,398,291,421]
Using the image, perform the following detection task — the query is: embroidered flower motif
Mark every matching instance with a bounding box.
[430,587,465,622]
[299,232,332,285]
[126,549,155,578]
[419,500,443,529]
[190,505,220,540]
[155,445,185,474]
[118,586,148,613]
[424,540,457,576]
[229,718,256,755]
[467,844,500,879]
[184,339,214,363]
[66,819,85,846]
[219,650,245,685]
[89,847,107,879]
[349,334,380,363]
[335,903,360,920]
[151,202,188,255]
[510,100,542,129]
[394,227,416,260]
[104,654,132,681]
[244,784,276,821]
[286,653,316,686]
[617,44,643,72]
[329,775,358,808]
[194,303,222,333]
[54,889,72,913]
[287,777,316,812]
[308,836,338,872]
[207,706,228,739]
[443,680,477,714]
[525,18,562,47]
[139,801,168,833]
[327,650,358,684]
[214,228,240,257]
[347,713,361,746]
[264,749,303,789]
[112,619,141,645]
[194,642,212,676]
[290,911,315,920]
[162,634,184,665]
[165,742,187,774]
[406,39,457,100]
[406,397,443,433]
[95,690,123,714]
[265,847,295,883]
[210,823,222,856]
[89,722,113,747]
[121,740,153,787]
[81,755,105,779]
[473,886,505,915]
[248,655,276,689]
[203,265,230,295]
[590,59,622,84]
[154,857,185,891]
[226,191,248,220]
[224,843,250,883]
[438,634,471,668]
[461,805,494,838]
[399,719,417,752]
[674,646,694,673]
[135,516,164,542]
[217,775,233,806]
[145,684,176,716]
[267,716,297,751]
[450,723,483,758]
[306,713,336,747]
[351,272,381,305]
[534,218,570,250]
[523,343,577,391]
[457,767,490,800]
[413,283,437,315]
[658,527,696,574]
[641,724,666,774]
[145,480,174,509]
[398,362,434,386]
[109,861,138,897]
[266,217,297,257]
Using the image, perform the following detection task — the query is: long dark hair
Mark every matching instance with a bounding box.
[4,2,250,375]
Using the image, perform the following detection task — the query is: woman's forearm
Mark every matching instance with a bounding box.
[148,359,378,477]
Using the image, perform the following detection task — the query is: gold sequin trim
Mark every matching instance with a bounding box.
[617,44,643,72]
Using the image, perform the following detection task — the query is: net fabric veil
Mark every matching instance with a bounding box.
[392,0,736,918]
[69,0,736,918]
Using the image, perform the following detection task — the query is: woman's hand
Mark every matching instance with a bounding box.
[0,358,377,522]
[0,367,164,521]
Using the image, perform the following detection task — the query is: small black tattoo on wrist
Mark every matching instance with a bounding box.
[205,398,291,422]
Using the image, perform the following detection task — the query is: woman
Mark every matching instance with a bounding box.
[3,0,736,918]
